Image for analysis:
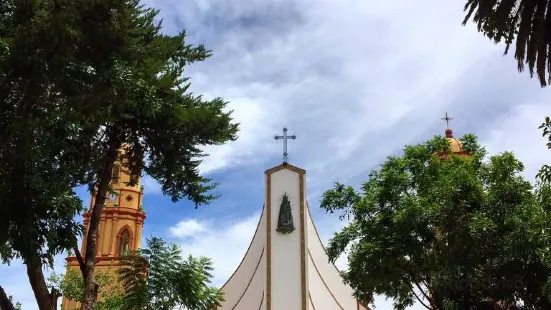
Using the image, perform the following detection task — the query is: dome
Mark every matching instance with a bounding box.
[445,128,464,154]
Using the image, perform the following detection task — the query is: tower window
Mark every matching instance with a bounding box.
[112,165,120,184]
[118,229,131,256]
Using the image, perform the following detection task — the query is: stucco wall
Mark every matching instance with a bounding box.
[308,252,343,309]
[217,164,370,310]
[233,250,266,310]
[306,206,359,310]
[269,169,304,310]
[218,208,266,309]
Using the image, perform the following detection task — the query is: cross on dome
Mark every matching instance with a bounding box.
[441,112,454,138]
[441,112,453,128]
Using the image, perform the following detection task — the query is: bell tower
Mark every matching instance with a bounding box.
[62,145,146,309]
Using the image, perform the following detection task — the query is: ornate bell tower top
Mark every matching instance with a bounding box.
[63,144,147,310]
[80,144,146,257]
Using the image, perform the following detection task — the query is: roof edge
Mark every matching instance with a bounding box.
[219,205,265,290]
[265,163,306,175]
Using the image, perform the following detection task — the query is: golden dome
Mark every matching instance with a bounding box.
[445,128,464,153]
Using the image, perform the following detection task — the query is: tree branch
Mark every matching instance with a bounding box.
[414,282,433,306]
[81,135,121,310]
[404,281,431,310]
[397,264,435,309]
[0,285,16,310]
[73,246,87,278]
[422,284,442,310]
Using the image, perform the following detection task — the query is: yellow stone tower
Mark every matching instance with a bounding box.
[437,112,470,159]
[62,146,146,309]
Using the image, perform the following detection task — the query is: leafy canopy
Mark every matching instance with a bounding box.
[51,237,222,310]
[1,0,237,308]
[463,0,551,87]
[321,134,551,309]
[49,267,123,310]
[0,0,238,265]
[118,237,223,310]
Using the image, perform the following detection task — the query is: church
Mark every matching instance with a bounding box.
[62,146,146,310]
[63,118,465,310]
[215,119,467,310]
[212,129,371,310]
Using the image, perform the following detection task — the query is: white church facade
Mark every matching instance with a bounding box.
[215,162,371,310]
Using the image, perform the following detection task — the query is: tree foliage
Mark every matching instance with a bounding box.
[118,237,223,310]
[52,237,222,310]
[321,135,551,309]
[0,0,237,309]
[0,286,19,310]
[48,267,123,310]
[537,116,551,184]
[462,0,551,87]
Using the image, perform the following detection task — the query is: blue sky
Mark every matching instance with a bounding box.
[2,0,551,309]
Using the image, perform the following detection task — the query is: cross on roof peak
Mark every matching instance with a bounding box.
[274,127,297,164]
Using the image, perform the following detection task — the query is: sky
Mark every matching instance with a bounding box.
[2,0,551,309]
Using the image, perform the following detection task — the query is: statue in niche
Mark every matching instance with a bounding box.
[276,193,295,234]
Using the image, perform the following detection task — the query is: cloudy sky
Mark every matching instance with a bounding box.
[2,0,551,309]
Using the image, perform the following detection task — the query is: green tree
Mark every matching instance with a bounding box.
[50,237,222,310]
[49,267,123,310]
[537,117,551,185]
[463,0,551,87]
[320,135,551,309]
[118,237,222,310]
[0,1,90,308]
[0,287,16,310]
[0,1,237,310]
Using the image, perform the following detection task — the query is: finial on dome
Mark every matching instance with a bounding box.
[441,112,454,137]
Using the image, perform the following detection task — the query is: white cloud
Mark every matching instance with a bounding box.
[146,0,522,184]
[197,89,283,174]
[482,102,550,182]
[169,213,260,286]
[169,219,208,238]
[148,2,551,308]
[4,0,551,309]
[169,208,426,309]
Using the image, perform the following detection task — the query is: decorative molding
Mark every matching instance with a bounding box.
[265,164,307,310]
[299,173,307,310]
[309,291,317,310]
[219,206,265,290]
[264,163,306,175]
[109,217,118,256]
[306,203,371,310]
[307,249,344,310]
[115,225,134,256]
[230,247,265,310]
[257,292,264,310]
[306,202,343,275]
[266,173,272,310]
[83,207,146,220]
[66,256,128,263]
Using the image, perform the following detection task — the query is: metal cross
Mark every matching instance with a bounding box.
[441,112,453,128]
[274,127,297,164]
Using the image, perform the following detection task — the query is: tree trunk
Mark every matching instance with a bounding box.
[25,260,56,310]
[80,137,121,310]
[426,287,443,310]
[0,285,16,310]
